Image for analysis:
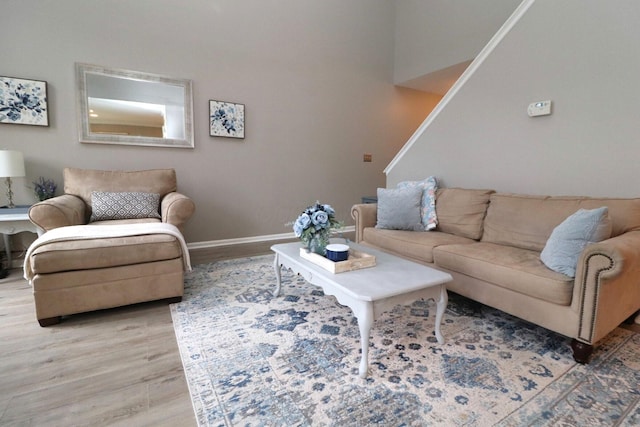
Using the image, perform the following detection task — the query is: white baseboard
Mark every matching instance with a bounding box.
[187,226,355,250]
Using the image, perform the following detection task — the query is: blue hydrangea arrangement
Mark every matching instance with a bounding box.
[293,202,342,254]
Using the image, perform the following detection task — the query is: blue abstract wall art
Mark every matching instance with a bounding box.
[0,76,49,126]
[209,100,244,139]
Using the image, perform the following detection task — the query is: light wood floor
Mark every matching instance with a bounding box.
[0,268,197,426]
[2,239,638,426]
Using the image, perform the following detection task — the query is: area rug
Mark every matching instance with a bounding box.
[171,256,640,426]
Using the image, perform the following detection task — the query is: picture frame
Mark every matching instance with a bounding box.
[0,76,49,126]
[209,100,245,139]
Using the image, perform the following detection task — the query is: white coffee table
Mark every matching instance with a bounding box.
[271,241,453,378]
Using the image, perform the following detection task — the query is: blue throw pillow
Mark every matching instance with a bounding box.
[375,187,424,231]
[540,207,612,277]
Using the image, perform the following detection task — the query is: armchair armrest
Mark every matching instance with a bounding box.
[161,192,195,229]
[573,230,640,344]
[28,195,86,231]
[351,203,377,243]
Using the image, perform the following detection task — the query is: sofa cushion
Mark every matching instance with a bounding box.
[540,207,611,277]
[397,176,438,230]
[27,233,182,275]
[31,258,183,292]
[434,242,573,305]
[375,187,424,231]
[362,227,476,264]
[434,188,494,240]
[89,191,161,222]
[482,193,640,251]
[89,218,162,226]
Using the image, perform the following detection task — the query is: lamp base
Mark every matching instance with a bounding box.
[4,177,15,209]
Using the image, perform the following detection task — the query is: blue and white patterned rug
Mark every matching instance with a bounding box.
[170,256,640,426]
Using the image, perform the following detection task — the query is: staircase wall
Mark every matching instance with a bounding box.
[387,0,640,198]
[394,0,521,91]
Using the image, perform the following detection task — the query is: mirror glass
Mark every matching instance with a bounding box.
[76,63,194,148]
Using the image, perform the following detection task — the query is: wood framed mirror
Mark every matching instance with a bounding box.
[76,63,194,148]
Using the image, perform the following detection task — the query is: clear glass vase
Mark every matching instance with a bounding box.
[307,232,329,256]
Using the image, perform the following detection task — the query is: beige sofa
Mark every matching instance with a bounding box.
[352,188,640,363]
[26,168,195,326]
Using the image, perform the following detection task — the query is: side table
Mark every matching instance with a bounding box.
[0,206,42,270]
[361,196,377,204]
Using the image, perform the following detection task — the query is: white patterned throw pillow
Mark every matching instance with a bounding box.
[90,191,161,222]
[397,176,438,230]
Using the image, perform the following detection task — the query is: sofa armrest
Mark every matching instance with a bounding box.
[28,195,87,231]
[161,192,195,229]
[573,230,640,344]
[351,203,377,243]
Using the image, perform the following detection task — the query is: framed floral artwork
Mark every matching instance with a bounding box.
[0,76,49,126]
[209,100,244,139]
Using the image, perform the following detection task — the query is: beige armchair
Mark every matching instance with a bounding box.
[26,168,195,326]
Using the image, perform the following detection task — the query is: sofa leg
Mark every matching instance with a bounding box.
[165,296,182,304]
[571,339,593,364]
[38,316,61,327]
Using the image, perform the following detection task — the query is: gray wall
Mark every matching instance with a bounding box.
[0,0,438,244]
[393,0,521,85]
[388,0,640,198]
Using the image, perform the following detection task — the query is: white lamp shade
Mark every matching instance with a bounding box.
[0,150,25,177]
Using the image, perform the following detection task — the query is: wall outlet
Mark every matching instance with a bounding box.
[363,153,372,162]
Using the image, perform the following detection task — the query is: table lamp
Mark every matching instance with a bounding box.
[0,150,25,208]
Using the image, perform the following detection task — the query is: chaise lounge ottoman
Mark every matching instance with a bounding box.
[25,168,195,326]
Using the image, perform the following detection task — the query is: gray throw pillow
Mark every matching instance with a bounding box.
[375,187,424,231]
[90,191,161,222]
[540,206,612,277]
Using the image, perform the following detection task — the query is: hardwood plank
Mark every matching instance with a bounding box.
[4,383,149,426]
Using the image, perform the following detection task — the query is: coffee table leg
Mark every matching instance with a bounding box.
[434,284,448,344]
[355,302,374,378]
[273,254,282,297]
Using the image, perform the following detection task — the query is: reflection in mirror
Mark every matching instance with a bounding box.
[76,63,194,148]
